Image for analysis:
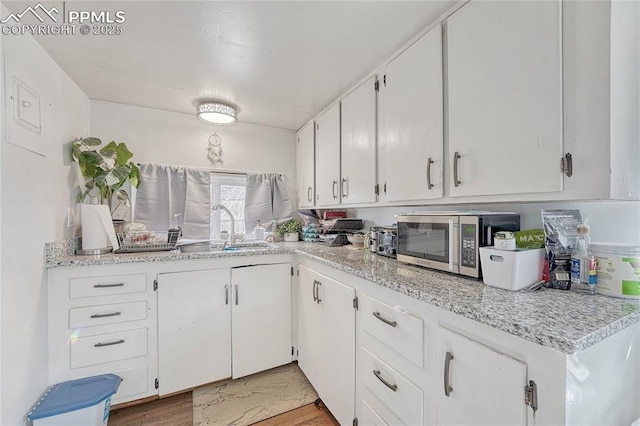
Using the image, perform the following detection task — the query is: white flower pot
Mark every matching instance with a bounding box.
[283,233,299,242]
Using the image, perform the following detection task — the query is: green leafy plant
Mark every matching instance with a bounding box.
[276,219,302,238]
[71,137,140,213]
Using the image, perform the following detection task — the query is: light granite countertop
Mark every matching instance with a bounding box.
[45,240,640,355]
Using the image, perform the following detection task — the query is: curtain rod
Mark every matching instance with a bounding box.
[136,162,284,177]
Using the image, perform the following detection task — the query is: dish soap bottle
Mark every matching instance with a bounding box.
[255,220,265,241]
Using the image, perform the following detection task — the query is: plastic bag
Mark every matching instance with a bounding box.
[541,209,582,290]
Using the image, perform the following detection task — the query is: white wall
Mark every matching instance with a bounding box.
[348,200,640,244]
[90,101,297,221]
[0,21,90,425]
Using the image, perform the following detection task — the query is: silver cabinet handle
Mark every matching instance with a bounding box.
[427,157,434,189]
[453,152,461,187]
[95,339,125,348]
[332,180,338,199]
[373,369,398,392]
[312,280,318,302]
[225,284,229,305]
[341,178,348,198]
[90,312,121,319]
[372,311,397,327]
[235,284,239,306]
[93,283,124,288]
[307,187,312,202]
[444,351,454,397]
[316,281,322,304]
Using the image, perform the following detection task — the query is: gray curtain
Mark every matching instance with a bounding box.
[245,173,293,233]
[134,163,211,239]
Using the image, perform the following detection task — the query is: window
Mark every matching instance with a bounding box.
[210,173,246,240]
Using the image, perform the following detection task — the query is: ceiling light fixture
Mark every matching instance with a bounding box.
[196,101,238,125]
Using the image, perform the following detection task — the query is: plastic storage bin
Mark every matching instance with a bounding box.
[27,374,121,426]
[480,247,545,291]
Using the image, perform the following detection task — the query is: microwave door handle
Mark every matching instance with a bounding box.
[486,225,492,246]
[448,220,454,271]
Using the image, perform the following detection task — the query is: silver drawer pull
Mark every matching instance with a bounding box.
[94,339,125,348]
[373,311,397,327]
[373,369,397,392]
[444,351,454,397]
[93,283,124,288]
[90,312,122,319]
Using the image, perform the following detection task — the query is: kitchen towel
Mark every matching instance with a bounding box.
[81,204,119,250]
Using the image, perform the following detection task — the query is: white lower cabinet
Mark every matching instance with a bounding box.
[157,268,232,396]
[359,346,423,425]
[437,326,528,425]
[297,264,356,426]
[360,398,390,426]
[157,263,292,396]
[231,263,292,378]
[47,266,158,405]
[356,291,425,426]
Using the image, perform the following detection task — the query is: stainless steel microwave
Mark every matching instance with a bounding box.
[396,212,520,278]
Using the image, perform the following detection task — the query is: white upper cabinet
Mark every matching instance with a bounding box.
[447,0,562,198]
[315,103,341,207]
[296,122,315,208]
[378,23,444,203]
[341,77,377,205]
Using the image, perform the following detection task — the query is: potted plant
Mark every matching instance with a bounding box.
[71,137,140,215]
[277,219,302,242]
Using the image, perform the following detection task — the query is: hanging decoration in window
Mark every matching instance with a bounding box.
[207,133,223,165]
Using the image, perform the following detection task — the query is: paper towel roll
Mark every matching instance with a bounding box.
[81,204,120,251]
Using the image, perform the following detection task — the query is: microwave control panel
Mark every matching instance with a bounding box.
[460,224,477,268]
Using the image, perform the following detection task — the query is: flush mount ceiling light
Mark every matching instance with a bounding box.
[196,101,238,125]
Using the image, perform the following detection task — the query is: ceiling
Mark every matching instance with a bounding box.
[3,1,456,130]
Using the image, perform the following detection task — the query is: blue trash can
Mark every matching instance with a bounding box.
[27,374,122,426]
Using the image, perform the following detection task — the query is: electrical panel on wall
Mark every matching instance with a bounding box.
[3,51,46,156]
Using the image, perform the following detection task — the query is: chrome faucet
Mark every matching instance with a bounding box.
[212,204,235,245]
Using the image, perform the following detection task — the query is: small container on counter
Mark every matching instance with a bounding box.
[591,243,640,299]
[494,231,516,251]
[254,220,265,240]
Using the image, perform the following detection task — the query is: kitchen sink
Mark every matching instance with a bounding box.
[178,241,274,253]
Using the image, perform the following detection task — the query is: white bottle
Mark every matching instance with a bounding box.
[254,220,265,241]
[571,224,589,285]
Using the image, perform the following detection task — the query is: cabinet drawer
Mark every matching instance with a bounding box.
[360,346,423,426]
[360,293,424,366]
[70,274,147,299]
[70,328,148,368]
[69,301,148,328]
[112,364,149,403]
[361,398,389,426]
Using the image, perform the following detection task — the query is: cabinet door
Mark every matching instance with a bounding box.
[296,122,315,208]
[315,103,341,206]
[157,269,231,396]
[297,265,324,391]
[231,263,292,379]
[437,327,527,425]
[341,77,377,205]
[297,265,356,426]
[379,24,443,202]
[447,1,562,197]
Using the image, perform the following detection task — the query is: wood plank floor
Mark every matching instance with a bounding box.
[109,392,339,426]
